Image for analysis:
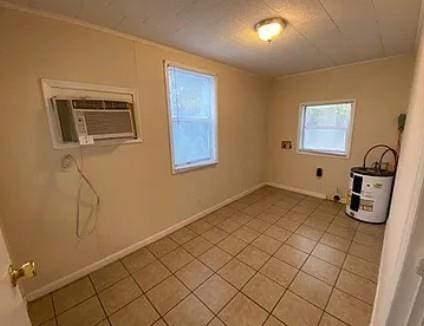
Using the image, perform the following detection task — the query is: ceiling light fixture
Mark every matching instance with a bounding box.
[255,17,286,43]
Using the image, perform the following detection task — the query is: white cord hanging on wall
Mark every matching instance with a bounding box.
[62,154,101,239]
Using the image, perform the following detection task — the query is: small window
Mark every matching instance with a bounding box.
[298,101,355,157]
[165,62,218,173]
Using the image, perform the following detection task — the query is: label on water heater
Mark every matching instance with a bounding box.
[360,199,374,212]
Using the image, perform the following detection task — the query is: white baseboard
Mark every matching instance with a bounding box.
[265,182,327,200]
[25,182,266,301]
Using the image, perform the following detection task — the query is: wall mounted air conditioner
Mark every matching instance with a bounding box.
[42,79,142,149]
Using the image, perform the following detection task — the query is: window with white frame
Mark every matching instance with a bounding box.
[165,62,218,173]
[298,101,355,157]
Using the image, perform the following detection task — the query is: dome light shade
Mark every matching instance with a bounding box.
[255,17,286,42]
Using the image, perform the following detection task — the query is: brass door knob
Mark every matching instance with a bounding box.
[8,261,36,287]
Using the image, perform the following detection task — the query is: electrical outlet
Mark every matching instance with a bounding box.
[281,141,293,150]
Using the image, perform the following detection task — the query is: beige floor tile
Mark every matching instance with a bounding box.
[237,245,270,270]
[291,205,315,215]
[246,219,272,233]
[264,315,285,325]
[186,219,213,234]
[252,234,282,255]
[90,261,129,292]
[160,247,194,272]
[257,212,281,224]
[28,295,55,326]
[39,319,58,326]
[218,259,255,289]
[332,216,359,230]
[275,218,302,232]
[148,237,179,257]
[175,259,213,290]
[146,276,189,315]
[349,242,381,264]
[264,225,292,242]
[109,296,159,326]
[121,247,157,273]
[286,234,317,253]
[152,319,167,326]
[132,259,171,291]
[199,246,232,271]
[289,272,332,309]
[243,203,268,217]
[284,212,308,223]
[202,212,223,225]
[208,317,226,326]
[169,227,197,245]
[98,277,142,315]
[353,231,383,249]
[202,227,228,244]
[56,297,105,326]
[219,293,268,326]
[53,277,95,314]
[302,256,340,285]
[305,217,331,231]
[309,212,335,223]
[357,223,385,238]
[164,294,213,326]
[216,219,241,233]
[326,289,372,326]
[343,254,379,282]
[264,206,287,217]
[231,212,254,225]
[319,233,351,252]
[312,244,346,267]
[336,270,377,304]
[215,206,237,218]
[242,273,285,312]
[273,291,322,326]
[233,226,260,243]
[194,274,237,313]
[274,244,308,269]
[327,225,355,240]
[260,257,297,287]
[182,236,213,257]
[319,313,348,325]
[295,225,324,241]
[217,235,248,255]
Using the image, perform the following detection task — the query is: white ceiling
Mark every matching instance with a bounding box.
[5,0,423,76]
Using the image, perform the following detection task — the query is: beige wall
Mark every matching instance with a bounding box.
[266,56,415,198]
[0,8,270,294]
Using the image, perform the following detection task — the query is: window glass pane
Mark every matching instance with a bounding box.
[303,129,347,152]
[167,64,217,170]
[172,121,213,167]
[168,67,214,119]
[301,102,353,154]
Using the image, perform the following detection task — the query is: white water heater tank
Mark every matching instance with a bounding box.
[345,167,394,224]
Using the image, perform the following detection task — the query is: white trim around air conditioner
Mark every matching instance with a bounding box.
[24,182,265,302]
[41,79,143,150]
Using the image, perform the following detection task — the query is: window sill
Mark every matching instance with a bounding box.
[172,160,218,174]
[297,149,350,159]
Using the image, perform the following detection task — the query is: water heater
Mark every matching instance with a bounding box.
[346,145,397,224]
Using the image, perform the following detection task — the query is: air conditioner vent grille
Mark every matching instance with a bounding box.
[84,111,134,135]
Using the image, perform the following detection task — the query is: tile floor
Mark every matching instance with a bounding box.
[27,186,385,326]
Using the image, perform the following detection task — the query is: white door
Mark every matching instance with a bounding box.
[0,226,31,326]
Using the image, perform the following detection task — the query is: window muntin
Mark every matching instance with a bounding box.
[166,63,217,172]
[298,101,354,157]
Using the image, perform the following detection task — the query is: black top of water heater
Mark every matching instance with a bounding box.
[351,167,395,177]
